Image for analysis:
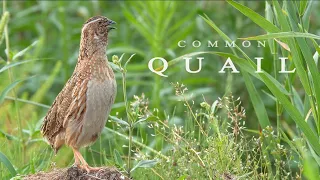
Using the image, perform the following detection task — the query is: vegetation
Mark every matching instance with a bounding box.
[1,1,320,179]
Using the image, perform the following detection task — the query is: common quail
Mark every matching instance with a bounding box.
[41,16,117,172]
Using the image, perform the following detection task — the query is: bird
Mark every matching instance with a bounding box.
[41,16,117,172]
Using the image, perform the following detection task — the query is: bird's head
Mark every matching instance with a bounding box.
[81,16,116,45]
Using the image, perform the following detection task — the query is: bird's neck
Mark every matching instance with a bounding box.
[75,38,113,80]
[78,38,107,61]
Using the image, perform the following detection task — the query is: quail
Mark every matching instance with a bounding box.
[41,16,117,172]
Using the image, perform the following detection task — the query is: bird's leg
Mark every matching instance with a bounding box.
[73,148,100,172]
[72,148,81,168]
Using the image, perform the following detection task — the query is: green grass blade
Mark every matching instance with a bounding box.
[0,151,16,177]
[0,58,50,74]
[0,11,9,46]
[227,0,280,33]
[0,76,36,104]
[0,130,19,141]
[296,38,320,132]
[12,40,38,61]
[109,115,130,127]
[272,0,291,31]
[303,154,320,180]
[4,96,50,109]
[285,1,299,28]
[302,1,313,30]
[130,159,158,173]
[265,1,275,54]
[299,1,308,16]
[240,32,320,41]
[242,72,270,128]
[113,149,124,168]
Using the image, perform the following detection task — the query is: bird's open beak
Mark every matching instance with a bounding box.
[107,20,116,31]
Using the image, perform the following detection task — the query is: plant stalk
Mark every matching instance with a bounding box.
[121,67,132,176]
[3,0,25,164]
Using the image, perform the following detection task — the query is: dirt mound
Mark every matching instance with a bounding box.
[23,166,129,180]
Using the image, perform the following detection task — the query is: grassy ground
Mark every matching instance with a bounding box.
[1,1,320,179]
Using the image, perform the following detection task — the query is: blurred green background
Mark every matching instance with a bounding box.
[1,1,320,179]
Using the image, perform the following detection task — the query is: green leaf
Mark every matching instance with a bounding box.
[285,1,300,27]
[0,11,9,46]
[265,1,275,54]
[130,159,158,173]
[272,0,291,31]
[133,118,147,127]
[4,96,50,109]
[0,76,36,104]
[299,1,308,16]
[145,116,160,122]
[0,58,50,74]
[133,116,160,127]
[0,151,17,177]
[124,54,135,69]
[12,40,38,61]
[242,72,270,128]
[109,115,130,127]
[113,149,124,168]
[0,80,22,104]
[0,130,19,141]
[240,32,320,41]
[303,154,320,180]
[178,175,188,180]
[302,1,313,30]
[227,0,280,33]
[292,87,304,114]
[280,129,301,158]
[109,62,121,72]
[210,100,219,114]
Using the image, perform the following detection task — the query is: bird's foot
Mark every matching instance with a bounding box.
[72,148,100,173]
[80,164,101,173]
[72,163,80,168]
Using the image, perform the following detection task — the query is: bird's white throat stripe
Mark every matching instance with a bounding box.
[82,18,103,33]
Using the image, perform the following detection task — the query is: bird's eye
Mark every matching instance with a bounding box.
[98,21,102,24]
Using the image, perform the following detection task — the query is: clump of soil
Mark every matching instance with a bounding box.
[23,166,129,180]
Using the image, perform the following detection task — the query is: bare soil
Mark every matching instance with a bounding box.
[23,166,129,180]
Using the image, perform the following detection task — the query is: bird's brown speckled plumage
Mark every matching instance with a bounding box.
[41,16,116,172]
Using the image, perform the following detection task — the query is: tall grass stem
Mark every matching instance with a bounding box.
[3,0,25,164]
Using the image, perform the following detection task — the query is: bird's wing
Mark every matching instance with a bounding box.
[63,77,88,127]
[62,70,90,146]
[40,73,79,145]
